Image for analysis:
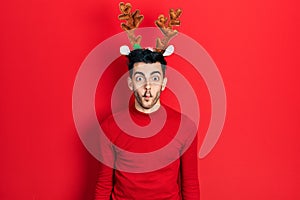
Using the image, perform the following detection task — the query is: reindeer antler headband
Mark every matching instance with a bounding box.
[118,2,182,56]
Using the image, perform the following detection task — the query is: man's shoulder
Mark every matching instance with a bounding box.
[100,110,128,141]
[164,105,196,126]
[101,109,126,125]
[100,107,133,132]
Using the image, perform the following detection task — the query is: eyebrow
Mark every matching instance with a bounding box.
[133,71,145,76]
[150,71,161,76]
[133,71,161,76]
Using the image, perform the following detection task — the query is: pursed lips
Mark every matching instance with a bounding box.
[143,91,152,98]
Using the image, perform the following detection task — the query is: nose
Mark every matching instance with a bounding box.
[145,81,151,90]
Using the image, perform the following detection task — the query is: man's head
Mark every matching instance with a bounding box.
[127,49,167,113]
[127,49,167,77]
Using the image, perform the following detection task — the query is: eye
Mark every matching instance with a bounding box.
[135,76,144,82]
[152,76,160,81]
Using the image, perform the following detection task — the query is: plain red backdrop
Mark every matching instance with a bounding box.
[0,0,299,199]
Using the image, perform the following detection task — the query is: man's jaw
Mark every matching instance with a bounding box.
[134,90,161,113]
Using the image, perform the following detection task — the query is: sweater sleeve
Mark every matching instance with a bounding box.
[180,130,200,200]
[94,119,115,200]
[94,163,114,200]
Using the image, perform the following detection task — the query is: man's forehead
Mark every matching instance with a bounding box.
[133,62,163,74]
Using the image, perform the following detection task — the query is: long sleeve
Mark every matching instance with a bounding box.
[94,163,114,200]
[180,133,200,200]
[94,118,115,200]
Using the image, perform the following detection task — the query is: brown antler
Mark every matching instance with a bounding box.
[155,8,182,52]
[118,2,144,48]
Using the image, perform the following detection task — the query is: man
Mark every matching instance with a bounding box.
[95,49,200,200]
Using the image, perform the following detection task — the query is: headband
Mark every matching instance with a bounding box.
[118,2,182,56]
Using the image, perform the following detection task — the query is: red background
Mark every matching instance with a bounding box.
[1,0,299,199]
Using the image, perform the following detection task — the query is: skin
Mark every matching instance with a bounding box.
[127,62,167,113]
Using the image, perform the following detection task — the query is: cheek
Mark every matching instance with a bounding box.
[133,84,145,92]
[152,84,163,93]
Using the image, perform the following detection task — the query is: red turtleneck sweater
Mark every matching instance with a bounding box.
[95,105,200,200]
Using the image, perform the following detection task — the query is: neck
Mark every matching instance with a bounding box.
[135,100,161,114]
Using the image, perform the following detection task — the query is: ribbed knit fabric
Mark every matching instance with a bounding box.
[95,104,200,200]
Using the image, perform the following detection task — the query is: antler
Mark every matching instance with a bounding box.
[155,8,182,52]
[118,2,144,48]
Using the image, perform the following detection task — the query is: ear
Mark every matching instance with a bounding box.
[163,45,174,56]
[161,77,167,91]
[127,76,133,90]
[120,45,130,55]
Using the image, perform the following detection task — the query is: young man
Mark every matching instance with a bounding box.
[95,49,200,200]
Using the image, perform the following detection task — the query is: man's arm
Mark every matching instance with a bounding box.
[94,163,114,200]
[180,130,200,200]
[94,119,115,200]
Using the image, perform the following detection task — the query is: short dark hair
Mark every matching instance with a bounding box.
[127,49,167,77]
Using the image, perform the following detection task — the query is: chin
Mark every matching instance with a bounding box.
[140,100,155,109]
[141,103,154,109]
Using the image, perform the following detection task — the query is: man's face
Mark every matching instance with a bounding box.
[128,62,167,112]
